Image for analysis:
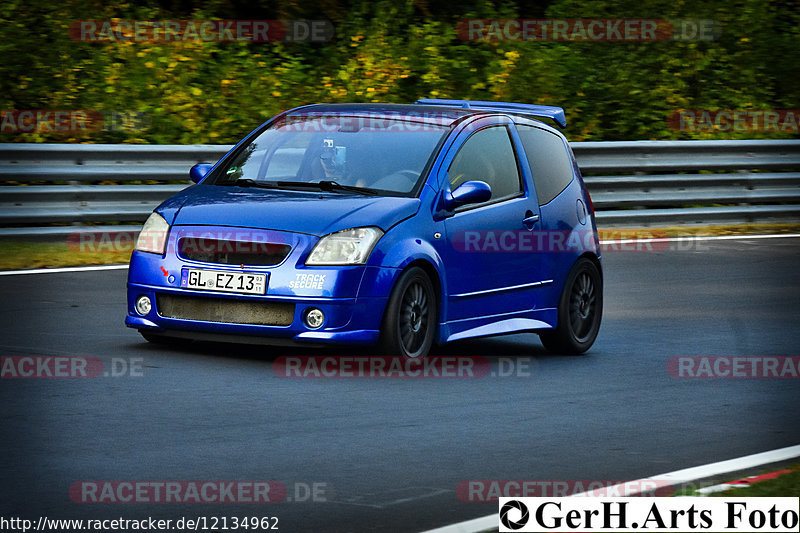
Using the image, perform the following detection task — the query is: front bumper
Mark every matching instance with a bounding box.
[125,226,395,345]
[124,285,386,345]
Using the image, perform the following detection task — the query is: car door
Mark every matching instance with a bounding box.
[436,116,548,322]
[515,122,587,298]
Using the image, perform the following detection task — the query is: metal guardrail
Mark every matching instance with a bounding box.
[1,140,799,238]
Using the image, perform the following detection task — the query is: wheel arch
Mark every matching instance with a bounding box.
[377,258,442,357]
[579,251,603,281]
[539,251,603,354]
[380,258,444,343]
[383,257,446,321]
[405,258,442,318]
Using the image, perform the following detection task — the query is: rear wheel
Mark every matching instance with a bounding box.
[379,267,437,358]
[539,257,602,355]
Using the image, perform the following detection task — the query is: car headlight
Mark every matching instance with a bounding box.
[306,227,383,266]
[135,212,170,254]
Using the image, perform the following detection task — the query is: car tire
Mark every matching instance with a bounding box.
[539,257,602,355]
[379,266,438,358]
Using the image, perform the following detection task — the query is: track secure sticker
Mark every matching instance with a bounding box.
[289,273,326,290]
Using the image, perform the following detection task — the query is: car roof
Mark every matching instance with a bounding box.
[286,103,471,127]
[286,100,566,129]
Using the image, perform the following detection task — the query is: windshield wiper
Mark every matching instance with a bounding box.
[275,180,379,196]
[230,178,282,189]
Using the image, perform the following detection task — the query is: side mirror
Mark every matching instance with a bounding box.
[449,180,492,208]
[189,163,213,183]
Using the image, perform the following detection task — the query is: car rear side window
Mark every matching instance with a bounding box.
[517,125,575,206]
[447,126,522,203]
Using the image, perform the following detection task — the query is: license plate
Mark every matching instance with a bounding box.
[181,268,267,295]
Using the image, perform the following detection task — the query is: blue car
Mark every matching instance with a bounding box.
[126,99,602,357]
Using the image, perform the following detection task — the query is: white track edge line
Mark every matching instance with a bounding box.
[0,264,129,276]
[695,483,749,495]
[601,233,800,245]
[418,443,800,533]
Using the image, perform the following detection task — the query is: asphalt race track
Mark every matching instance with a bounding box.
[1,237,799,532]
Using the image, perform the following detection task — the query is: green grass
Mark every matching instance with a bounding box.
[0,241,131,270]
[635,222,800,238]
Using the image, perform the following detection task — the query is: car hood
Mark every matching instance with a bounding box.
[162,185,421,236]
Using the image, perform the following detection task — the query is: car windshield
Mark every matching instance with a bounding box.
[210,114,451,196]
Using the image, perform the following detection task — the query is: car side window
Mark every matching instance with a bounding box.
[447,126,522,204]
[516,125,575,206]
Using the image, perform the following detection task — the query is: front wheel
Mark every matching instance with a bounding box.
[379,267,438,358]
[539,257,602,355]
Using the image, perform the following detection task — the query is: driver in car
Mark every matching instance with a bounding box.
[319,140,348,181]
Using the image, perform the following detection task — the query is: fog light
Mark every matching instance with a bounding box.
[304,308,324,329]
[135,295,152,316]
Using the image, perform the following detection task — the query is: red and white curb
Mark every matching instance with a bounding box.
[419,443,800,533]
[695,467,799,496]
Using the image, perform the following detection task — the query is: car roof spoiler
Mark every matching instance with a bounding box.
[414,99,566,128]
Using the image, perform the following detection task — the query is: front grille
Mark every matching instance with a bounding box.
[157,294,295,326]
[178,238,291,266]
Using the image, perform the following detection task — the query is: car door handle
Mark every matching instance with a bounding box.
[522,212,539,229]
